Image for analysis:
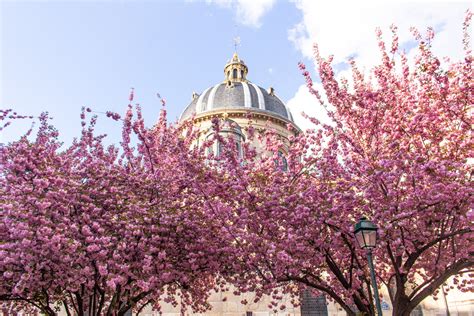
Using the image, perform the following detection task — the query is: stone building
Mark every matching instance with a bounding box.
[150,53,328,316]
[144,53,473,316]
[179,52,298,159]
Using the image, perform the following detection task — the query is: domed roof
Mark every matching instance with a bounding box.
[179,53,294,123]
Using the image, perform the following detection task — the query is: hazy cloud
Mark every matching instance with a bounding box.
[205,0,276,28]
[287,0,471,131]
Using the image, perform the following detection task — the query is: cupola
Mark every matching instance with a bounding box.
[179,53,295,124]
[224,53,248,83]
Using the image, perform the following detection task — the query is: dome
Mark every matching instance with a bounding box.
[179,53,294,123]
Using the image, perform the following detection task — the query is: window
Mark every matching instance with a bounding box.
[276,151,288,171]
[206,120,244,158]
[217,140,224,157]
[221,120,244,158]
[246,312,253,316]
[235,139,242,157]
[233,68,238,79]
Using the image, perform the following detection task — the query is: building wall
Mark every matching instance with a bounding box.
[189,108,298,154]
[146,110,303,316]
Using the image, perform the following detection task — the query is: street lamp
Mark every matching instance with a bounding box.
[354,217,383,316]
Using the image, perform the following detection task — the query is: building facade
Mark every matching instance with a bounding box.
[150,53,328,316]
[146,54,473,316]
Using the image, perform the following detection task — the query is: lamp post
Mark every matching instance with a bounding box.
[354,217,383,316]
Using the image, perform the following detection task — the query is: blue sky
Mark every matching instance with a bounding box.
[1,0,471,145]
[1,1,303,145]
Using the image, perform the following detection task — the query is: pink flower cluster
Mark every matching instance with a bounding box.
[1,13,473,316]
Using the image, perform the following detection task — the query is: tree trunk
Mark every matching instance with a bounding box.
[392,294,414,316]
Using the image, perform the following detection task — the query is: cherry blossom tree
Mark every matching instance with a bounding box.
[1,13,472,316]
[0,101,228,315]
[211,13,473,316]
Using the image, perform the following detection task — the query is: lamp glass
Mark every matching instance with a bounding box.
[363,229,377,248]
[355,230,366,248]
[354,217,378,248]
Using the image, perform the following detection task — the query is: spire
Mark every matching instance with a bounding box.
[224,52,248,83]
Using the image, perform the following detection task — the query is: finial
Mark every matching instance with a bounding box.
[233,36,241,53]
[233,22,240,53]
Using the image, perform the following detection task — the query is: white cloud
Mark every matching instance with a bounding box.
[289,0,470,67]
[287,0,471,131]
[205,0,276,28]
[287,84,333,132]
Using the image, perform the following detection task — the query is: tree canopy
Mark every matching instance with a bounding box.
[1,14,473,316]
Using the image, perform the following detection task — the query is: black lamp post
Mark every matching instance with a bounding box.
[354,217,383,316]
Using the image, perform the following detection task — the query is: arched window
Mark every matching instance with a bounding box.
[206,119,244,158]
[233,68,238,79]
